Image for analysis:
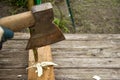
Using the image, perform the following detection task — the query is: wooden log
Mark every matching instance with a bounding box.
[28,45,55,80]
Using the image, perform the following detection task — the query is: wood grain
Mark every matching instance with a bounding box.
[53,57,120,68]
[0,33,120,80]
[55,69,120,80]
[0,69,27,80]
[28,46,55,80]
[52,48,120,58]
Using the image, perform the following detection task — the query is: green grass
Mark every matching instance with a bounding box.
[53,18,70,33]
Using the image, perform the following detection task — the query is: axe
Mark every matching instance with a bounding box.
[0,3,65,50]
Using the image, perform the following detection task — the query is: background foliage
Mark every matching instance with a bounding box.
[0,0,120,33]
[7,0,28,8]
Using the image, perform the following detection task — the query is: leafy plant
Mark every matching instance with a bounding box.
[53,18,70,33]
[8,0,27,8]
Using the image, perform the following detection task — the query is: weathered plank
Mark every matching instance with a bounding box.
[2,40,120,58]
[0,51,28,58]
[53,58,120,68]
[4,39,120,50]
[1,56,120,69]
[52,48,120,58]
[13,33,30,40]
[0,41,28,69]
[51,40,120,59]
[13,33,120,40]
[51,40,120,49]
[3,40,28,49]
[0,57,27,69]
[55,69,120,80]
[0,34,28,80]
[64,34,120,40]
[0,69,27,80]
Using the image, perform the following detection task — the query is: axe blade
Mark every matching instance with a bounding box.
[26,3,65,50]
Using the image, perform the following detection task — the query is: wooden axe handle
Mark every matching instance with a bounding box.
[0,11,35,32]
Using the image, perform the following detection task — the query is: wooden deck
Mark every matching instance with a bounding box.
[0,33,120,80]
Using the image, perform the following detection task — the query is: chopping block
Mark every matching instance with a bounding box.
[28,46,55,80]
[27,3,61,80]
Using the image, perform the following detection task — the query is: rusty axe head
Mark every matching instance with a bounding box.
[26,3,65,50]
